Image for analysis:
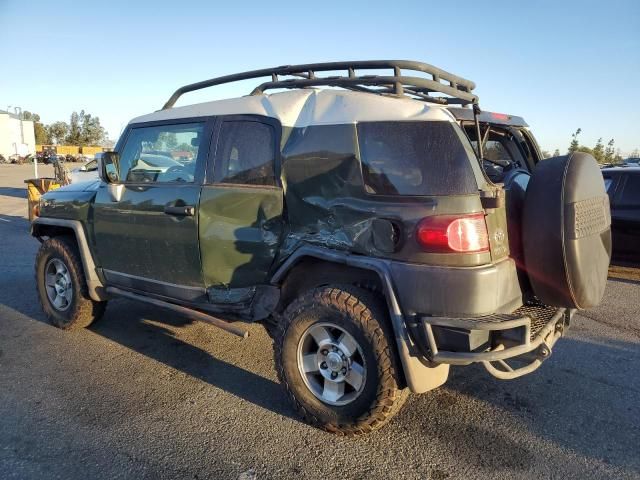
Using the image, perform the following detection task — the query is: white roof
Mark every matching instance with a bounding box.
[130,89,455,128]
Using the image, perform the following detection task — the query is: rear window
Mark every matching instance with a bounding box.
[357,121,477,195]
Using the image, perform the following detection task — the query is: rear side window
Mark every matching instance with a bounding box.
[357,121,477,195]
[618,174,640,206]
[214,121,276,186]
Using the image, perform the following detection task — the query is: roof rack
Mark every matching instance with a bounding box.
[162,60,478,110]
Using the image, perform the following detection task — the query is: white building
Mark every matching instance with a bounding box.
[0,109,36,159]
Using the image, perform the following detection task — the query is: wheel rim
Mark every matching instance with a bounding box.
[44,258,73,312]
[296,322,367,406]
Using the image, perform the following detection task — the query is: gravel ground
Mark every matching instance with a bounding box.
[1,164,639,479]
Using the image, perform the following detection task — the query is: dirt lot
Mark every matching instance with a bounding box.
[1,164,639,479]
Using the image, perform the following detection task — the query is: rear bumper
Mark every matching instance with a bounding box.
[390,258,523,317]
[419,304,574,379]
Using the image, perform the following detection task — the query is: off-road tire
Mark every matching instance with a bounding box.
[274,285,408,435]
[35,236,106,330]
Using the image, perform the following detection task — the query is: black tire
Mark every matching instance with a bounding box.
[35,236,106,330]
[274,285,408,435]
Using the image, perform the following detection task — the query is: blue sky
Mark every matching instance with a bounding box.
[1,0,638,154]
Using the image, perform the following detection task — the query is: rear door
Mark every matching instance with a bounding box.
[93,118,214,302]
[199,115,284,299]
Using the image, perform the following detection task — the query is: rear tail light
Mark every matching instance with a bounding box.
[416,214,489,253]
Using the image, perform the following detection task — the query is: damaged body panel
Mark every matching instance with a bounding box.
[276,120,496,267]
[199,185,284,288]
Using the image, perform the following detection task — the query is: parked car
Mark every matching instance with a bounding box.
[68,157,100,184]
[623,157,640,166]
[30,61,611,435]
[602,166,640,261]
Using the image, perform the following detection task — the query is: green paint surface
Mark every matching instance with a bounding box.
[199,185,284,288]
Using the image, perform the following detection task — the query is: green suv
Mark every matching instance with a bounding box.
[32,61,612,435]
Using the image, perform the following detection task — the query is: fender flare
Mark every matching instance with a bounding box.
[31,217,107,301]
[271,245,449,394]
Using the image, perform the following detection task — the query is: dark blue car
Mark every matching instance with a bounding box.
[602,166,640,261]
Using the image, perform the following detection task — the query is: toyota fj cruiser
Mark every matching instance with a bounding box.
[32,61,612,435]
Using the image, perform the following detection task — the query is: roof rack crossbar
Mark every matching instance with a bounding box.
[161,60,477,110]
[249,76,475,103]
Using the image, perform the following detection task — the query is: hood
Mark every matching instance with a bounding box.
[56,179,102,192]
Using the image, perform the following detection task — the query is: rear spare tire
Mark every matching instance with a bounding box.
[522,152,611,309]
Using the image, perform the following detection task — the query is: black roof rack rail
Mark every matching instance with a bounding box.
[162,60,478,110]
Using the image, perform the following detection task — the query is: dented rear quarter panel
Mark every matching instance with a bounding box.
[275,122,490,268]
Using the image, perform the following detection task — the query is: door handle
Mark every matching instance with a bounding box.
[164,205,196,216]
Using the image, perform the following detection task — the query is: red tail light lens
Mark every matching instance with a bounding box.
[416,214,489,253]
[491,112,510,121]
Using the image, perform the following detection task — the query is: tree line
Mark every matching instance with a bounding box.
[564,129,627,164]
[23,111,109,147]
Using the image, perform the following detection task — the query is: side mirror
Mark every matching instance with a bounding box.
[100,151,120,183]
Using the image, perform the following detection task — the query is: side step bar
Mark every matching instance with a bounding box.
[106,287,249,339]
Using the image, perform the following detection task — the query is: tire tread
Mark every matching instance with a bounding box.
[35,236,105,330]
[274,285,408,436]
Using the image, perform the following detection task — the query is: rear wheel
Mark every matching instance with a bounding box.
[35,236,106,330]
[274,285,407,435]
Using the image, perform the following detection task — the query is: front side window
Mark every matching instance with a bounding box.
[118,123,204,183]
[214,121,276,186]
[358,121,477,195]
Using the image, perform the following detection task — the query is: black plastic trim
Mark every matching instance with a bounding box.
[103,269,208,303]
[270,244,448,393]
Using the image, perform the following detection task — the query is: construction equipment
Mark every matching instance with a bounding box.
[24,157,69,221]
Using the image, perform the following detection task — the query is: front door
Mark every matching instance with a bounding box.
[93,119,213,302]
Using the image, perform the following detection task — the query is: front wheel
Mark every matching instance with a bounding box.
[274,285,408,435]
[35,236,106,330]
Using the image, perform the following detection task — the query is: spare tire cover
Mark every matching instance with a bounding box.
[522,152,611,309]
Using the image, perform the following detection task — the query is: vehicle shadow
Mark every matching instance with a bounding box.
[0,186,27,198]
[434,333,640,472]
[0,241,298,425]
[88,298,298,422]
[0,213,29,224]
